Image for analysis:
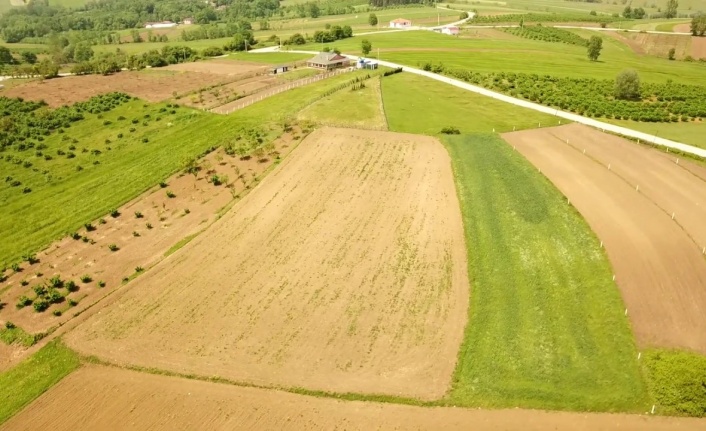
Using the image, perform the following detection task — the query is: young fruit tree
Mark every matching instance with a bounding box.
[587,36,603,61]
[614,69,641,100]
[668,47,676,60]
[361,39,372,56]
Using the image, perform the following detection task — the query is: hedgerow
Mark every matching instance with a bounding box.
[471,12,624,25]
[445,69,706,122]
[503,25,588,46]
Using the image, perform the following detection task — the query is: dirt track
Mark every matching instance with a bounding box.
[65,128,470,400]
[504,125,706,353]
[3,365,705,431]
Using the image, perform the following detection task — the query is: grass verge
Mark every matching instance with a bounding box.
[0,324,44,347]
[0,339,80,425]
[440,133,648,411]
[643,350,706,417]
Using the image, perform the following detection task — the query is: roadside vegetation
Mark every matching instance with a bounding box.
[0,339,79,425]
[503,25,589,46]
[643,350,706,417]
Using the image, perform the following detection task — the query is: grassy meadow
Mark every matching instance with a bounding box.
[438,133,647,411]
[603,118,706,150]
[299,29,706,85]
[0,340,80,425]
[381,72,558,135]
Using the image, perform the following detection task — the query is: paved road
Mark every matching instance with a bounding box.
[271,47,705,159]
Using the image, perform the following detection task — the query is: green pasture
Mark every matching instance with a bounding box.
[380,72,556,134]
[48,0,88,8]
[603,119,706,150]
[301,30,706,85]
[437,133,647,411]
[0,340,80,425]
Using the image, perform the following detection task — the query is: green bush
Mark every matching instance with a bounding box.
[49,276,63,288]
[108,244,119,252]
[79,274,92,283]
[440,126,461,134]
[97,280,106,288]
[134,211,143,218]
[644,350,706,417]
[110,209,120,218]
[53,310,62,316]
[33,298,49,312]
[65,280,78,292]
[16,296,31,309]
[166,190,176,198]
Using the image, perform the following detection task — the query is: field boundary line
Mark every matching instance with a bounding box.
[275,49,706,159]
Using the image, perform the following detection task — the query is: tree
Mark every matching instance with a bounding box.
[369,13,378,27]
[308,3,320,18]
[633,7,646,19]
[74,42,94,62]
[623,5,632,17]
[287,33,306,45]
[587,35,603,61]
[361,39,372,56]
[614,69,641,100]
[665,0,678,18]
[21,51,37,64]
[668,47,676,60]
[691,14,706,36]
[342,25,353,38]
[0,46,14,65]
[36,59,59,79]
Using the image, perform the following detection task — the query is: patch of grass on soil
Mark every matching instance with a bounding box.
[298,76,387,129]
[164,232,201,258]
[643,350,706,417]
[0,339,80,425]
[381,73,557,135]
[0,324,43,347]
[441,133,648,412]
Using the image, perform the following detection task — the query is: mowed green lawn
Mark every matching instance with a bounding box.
[300,30,706,85]
[441,134,648,411]
[381,72,558,134]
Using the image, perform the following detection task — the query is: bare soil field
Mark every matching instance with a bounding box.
[2,70,228,106]
[4,365,705,431]
[0,131,298,337]
[504,125,706,353]
[163,59,268,76]
[691,36,706,59]
[619,32,692,59]
[65,128,470,400]
[674,23,691,33]
[544,124,706,249]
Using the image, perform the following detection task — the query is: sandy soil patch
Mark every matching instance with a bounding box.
[0,343,24,372]
[691,36,706,59]
[0,131,298,337]
[4,365,705,431]
[66,128,470,400]
[163,59,268,76]
[3,71,228,107]
[674,23,691,33]
[504,125,706,353]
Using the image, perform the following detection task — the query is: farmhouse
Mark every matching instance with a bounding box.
[145,21,177,29]
[307,52,350,70]
[182,17,194,25]
[441,26,460,36]
[389,18,412,28]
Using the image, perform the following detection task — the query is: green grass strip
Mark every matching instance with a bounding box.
[442,133,648,412]
[0,339,80,425]
[643,349,706,417]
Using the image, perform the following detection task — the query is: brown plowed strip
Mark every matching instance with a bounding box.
[504,127,706,353]
[163,59,268,75]
[545,123,706,249]
[3,366,705,431]
[65,128,470,400]
[691,36,706,59]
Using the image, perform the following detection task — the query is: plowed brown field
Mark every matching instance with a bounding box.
[65,128,470,400]
[504,125,706,353]
[4,366,705,431]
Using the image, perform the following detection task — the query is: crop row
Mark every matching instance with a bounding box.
[445,69,706,122]
[470,12,625,24]
[503,25,588,47]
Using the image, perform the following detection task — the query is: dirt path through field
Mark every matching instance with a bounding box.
[4,365,705,431]
[546,124,706,250]
[504,127,706,353]
[65,128,470,400]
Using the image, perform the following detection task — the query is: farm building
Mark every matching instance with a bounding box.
[270,65,289,74]
[307,52,350,70]
[441,26,460,36]
[182,17,194,25]
[389,18,412,28]
[356,58,378,70]
[145,21,177,29]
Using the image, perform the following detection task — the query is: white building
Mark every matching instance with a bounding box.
[145,21,177,29]
[441,26,460,36]
[389,18,412,29]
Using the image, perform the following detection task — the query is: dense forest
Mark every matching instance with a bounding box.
[0,0,280,42]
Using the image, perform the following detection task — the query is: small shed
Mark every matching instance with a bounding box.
[183,18,194,25]
[356,58,378,70]
[271,65,289,74]
[389,18,412,29]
